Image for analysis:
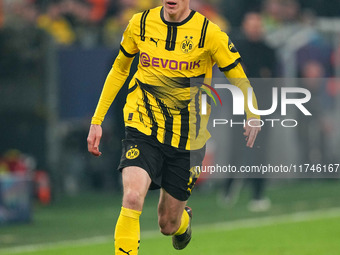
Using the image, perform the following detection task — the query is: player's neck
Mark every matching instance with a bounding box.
[163,8,191,23]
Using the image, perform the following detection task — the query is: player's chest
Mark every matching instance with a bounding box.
[135,25,208,70]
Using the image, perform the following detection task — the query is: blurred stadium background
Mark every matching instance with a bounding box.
[0,0,340,254]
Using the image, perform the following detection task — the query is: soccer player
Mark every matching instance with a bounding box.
[87,1,261,254]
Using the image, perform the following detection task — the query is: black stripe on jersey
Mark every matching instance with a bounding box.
[137,79,158,136]
[195,91,201,138]
[128,83,138,94]
[219,57,242,72]
[120,45,137,58]
[165,25,177,51]
[140,10,150,41]
[198,18,209,48]
[140,87,158,137]
[179,107,189,149]
[156,99,174,145]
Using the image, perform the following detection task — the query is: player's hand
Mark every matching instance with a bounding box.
[243,118,261,148]
[87,124,102,156]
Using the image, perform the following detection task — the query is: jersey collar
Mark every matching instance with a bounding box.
[160,7,196,26]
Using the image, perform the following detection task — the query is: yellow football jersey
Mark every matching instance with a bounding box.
[119,6,241,150]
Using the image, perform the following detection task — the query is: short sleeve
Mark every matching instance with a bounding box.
[120,15,139,57]
[208,24,242,72]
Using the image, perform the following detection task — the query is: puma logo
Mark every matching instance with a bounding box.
[119,248,132,255]
[150,37,159,46]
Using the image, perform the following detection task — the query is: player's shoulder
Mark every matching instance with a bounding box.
[192,11,226,39]
[192,11,220,30]
[129,6,162,25]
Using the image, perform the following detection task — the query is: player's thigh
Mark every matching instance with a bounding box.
[118,127,164,189]
[158,188,187,220]
[161,146,206,202]
[122,166,152,210]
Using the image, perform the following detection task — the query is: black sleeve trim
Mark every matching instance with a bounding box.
[120,45,137,58]
[219,58,242,72]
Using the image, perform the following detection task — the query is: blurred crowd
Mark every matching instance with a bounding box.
[0,0,339,73]
[0,0,338,43]
[0,0,230,47]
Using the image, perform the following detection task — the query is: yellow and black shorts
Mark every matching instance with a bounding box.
[118,127,206,201]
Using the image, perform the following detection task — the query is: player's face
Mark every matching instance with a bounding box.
[162,0,191,22]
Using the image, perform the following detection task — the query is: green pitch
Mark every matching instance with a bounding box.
[3,211,340,255]
[2,180,340,255]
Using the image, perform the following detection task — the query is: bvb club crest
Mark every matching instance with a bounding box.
[181,36,194,53]
[126,145,140,159]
